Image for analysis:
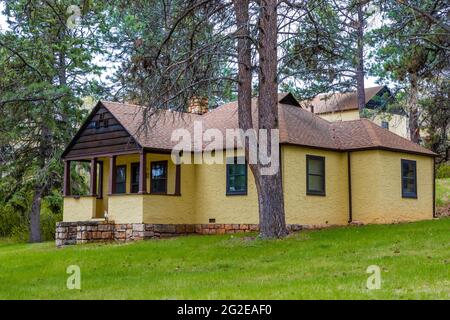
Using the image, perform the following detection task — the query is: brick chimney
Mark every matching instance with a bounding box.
[188,96,208,115]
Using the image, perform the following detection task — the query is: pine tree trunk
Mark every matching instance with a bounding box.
[356,1,366,112]
[256,0,287,238]
[29,183,43,242]
[234,0,253,135]
[57,28,67,86]
[29,125,51,243]
[256,173,287,238]
[234,0,287,238]
[409,73,420,143]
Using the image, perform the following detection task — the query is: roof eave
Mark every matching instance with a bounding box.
[280,142,436,157]
[314,107,359,115]
[343,145,437,157]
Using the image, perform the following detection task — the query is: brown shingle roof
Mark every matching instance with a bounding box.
[100,94,435,156]
[303,86,385,114]
[331,119,435,155]
[101,101,200,150]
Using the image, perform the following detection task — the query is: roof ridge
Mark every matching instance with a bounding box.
[278,102,290,142]
[361,119,382,146]
[306,85,387,115]
[285,103,334,125]
[329,121,345,150]
[102,100,204,119]
[315,85,384,97]
[336,119,363,123]
[100,100,145,108]
[205,100,237,114]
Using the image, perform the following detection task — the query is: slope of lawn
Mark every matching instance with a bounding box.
[436,178,450,207]
[0,218,449,299]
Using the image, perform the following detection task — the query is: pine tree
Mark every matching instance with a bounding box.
[0,0,107,241]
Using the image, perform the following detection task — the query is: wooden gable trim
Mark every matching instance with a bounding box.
[62,102,103,159]
[61,101,143,159]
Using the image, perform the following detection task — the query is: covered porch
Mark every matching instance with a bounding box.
[62,149,182,224]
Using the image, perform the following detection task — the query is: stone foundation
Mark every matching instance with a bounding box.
[56,221,304,247]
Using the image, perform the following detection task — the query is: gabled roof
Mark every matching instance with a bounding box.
[303,86,390,115]
[89,93,435,157]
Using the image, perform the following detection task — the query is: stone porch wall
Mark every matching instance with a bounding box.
[55,221,304,247]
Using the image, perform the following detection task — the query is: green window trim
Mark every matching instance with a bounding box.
[401,159,417,199]
[226,157,247,196]
[306,155,325,196]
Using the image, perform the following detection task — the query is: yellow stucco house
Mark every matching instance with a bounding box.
[56,93,436,246]
[301,86,410,140]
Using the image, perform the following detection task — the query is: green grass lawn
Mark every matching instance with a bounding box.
[436,178,450,207]
[0,219,449,300]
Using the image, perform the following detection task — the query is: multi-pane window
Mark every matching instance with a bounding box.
[226,158,247,195]
[94,113,109,128]
[151,161,168,194]
[306,155,325,196]
[115,165,126,194]
[401,159,417,198]
[95,113,104,129]
[130,163,140,194]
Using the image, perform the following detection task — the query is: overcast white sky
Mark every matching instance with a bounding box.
[0,3,6,30]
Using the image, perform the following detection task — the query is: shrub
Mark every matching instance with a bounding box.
[40,193,63,241]
[0,208,61,242]
[0,189,62,242]
[10,224,29,243]
[0,206,26,238]
[436,163,450,179]
[40,207,62,241]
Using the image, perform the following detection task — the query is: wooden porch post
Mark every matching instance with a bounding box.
[98,161,103,198]
[108,155,116,195]
[63,160,71,196]
[90,158,97,196]
[138,151,147,194]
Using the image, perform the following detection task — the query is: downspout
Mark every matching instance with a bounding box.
[348,152,353,223]
[279,144,284,193]
[433,159,436,218]
[279,144,286,232]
